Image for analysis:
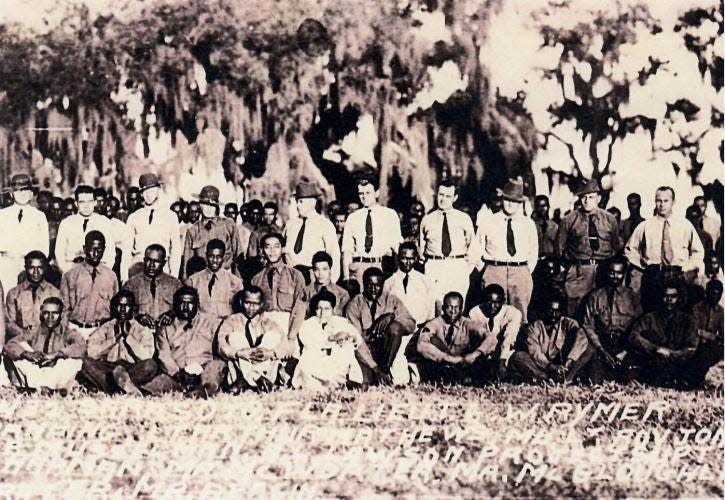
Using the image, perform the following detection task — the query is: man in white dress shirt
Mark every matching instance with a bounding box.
[419,181,475,301]
[468,284,523,379]
[470,179,538,322]
[284,182,340,285]
[0,174,49,290]
[383,242,437,326]
[126,173,182,278]
[55,185,126,280]
[341,175,402,287]
[625,186,705,311]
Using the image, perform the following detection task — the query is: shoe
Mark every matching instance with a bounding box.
[112,366,142,396]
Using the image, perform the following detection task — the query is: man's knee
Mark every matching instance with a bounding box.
[387,320,409,339]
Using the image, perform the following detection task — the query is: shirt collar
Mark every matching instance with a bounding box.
[22,280,48,291]
[82,261,100,274]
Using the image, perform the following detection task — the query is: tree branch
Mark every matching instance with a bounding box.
[544,131,583,178]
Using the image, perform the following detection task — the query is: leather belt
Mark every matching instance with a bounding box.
[352,256,383,263]
[70,319,107,329]
[483,259,527,267]
[425,254,467,260]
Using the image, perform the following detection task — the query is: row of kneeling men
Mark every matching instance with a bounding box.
[1,260,721,395]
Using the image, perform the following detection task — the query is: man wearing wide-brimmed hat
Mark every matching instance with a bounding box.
[470,179,538,323]
[555,179,622,316]
[0,174,49,291]
[181,185,241,279]
[126,173,182,277]
[283,181,340,284]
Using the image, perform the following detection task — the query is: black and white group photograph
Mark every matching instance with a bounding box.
[0,0,722,497]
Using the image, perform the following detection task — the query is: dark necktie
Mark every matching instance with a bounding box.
[541,218,548,235]
[183,320,193,331]
[294,218,306,254]
[488,315,495,332]
[91,267,97,282]
[42,329,53,354]
[205,220,213,231]
[402,273,409,294]
[364,209,373,253]
[17,209,23,223]
[506,218,516,256]
[369,299,378,321]
[445,323,455,345]
[267,268,276,290]
[245,318,261,348]
[441,211,452,257]
[588,214,600,252]
[30,284,38,303]
[148,209,155,225]
[82,218,89,232]
[208,273,217,296]
[150,277,157,299]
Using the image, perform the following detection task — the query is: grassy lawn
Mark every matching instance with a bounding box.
[0,381,722,498]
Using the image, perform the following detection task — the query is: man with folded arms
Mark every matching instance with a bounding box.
[625,186,704,312]
[509,293,593,383]
[126,173,182,278]
[470,179,538,322]
[556,179,621,317]
[145,286,225,397]
[217,287,284,391]
[5,251,61,341]
[284,182,340,285]
[60,231,119,340]
[3,297,85,392]
[186,239,243,319]
[419,181,475,301]
[81,290,158,395]
[122,244,182,328]
[468,284,522,380]
[341,175,402,287]
[344,267,416,385]
[580,257,641,382]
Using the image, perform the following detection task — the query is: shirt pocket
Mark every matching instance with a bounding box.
[277,283,295,311]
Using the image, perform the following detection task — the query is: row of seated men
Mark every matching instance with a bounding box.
[0,228,721,394]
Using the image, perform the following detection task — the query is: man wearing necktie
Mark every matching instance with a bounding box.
[0,174,49,291]
[55,185,121,279]
[419,181,475,303]
[3,297,86,392]
[470,179,538,322]
[383,242,437,327]
[532,195,559,258]
[60,231,119,341]
[343,267,416,385]
[412,292,495,384]
[186,239,243,319]
[5,251,62,340]
[555,179,621,317]
[284,182,341,285]
[80,290,158,395]
[250,232,306,357]
[126,173,182,278]
[123,244,182,327]
[625,186,704,312]
[182,185,241,279]
[217,286,284,391]
[341,175,402,287]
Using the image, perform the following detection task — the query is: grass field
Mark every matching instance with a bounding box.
[0,380,723,499]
